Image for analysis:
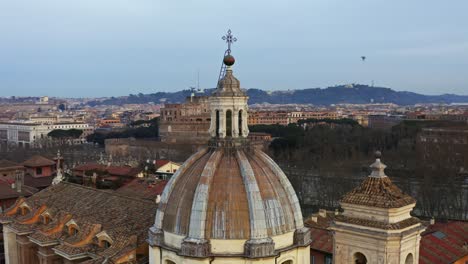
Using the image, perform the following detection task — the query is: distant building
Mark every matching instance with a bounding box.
[159,95,211,144]
[0,160,24,179]
[367,114,403,130]
[248,110,289,125]
[0,122,93,147]
[417,127,468,171]
[22,155,56,178]
[71,163,142,189]
[154,160,181,179]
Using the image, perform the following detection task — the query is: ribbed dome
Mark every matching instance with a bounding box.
[149,143,309,258]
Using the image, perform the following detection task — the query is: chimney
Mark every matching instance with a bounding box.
[319,209,327,218]
[311,216,318,223]
[15,170,24,193]
[430,218,435,225]
[335,209,339,216]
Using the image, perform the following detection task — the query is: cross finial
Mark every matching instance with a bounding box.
[222,29,237,54]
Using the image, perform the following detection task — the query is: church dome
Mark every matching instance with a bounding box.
[149,143,309,258]
[149,39,310,260]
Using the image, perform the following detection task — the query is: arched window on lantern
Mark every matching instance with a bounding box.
[405,253,414,264]
[215,110,220,137]
[353,252,367,264]
[238,110,243,136]
[226,110,232,137]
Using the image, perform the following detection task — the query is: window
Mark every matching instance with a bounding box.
[325,255,332,264]
[21,207,30,216]
[69,226,79,236]
[226,110,232,137]
[238,110,243,136]
[43,215,50,224]
[165,261,176,264]
[36,167,43,175]
[405,253,413,264]
[215,110,220,137]
[353,252,367,264]
[100,239,112,249]
[281,261,293,264]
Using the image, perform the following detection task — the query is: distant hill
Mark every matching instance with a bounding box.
[87,84,468,106]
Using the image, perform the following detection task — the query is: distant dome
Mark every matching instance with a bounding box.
[223,54,235,66]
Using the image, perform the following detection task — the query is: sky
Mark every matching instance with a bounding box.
[0,0,467,97]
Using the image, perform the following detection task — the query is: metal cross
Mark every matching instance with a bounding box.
[222,29,237,54]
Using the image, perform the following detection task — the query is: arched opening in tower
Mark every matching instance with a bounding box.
[216,110,220,137]
[353,252,367,264]
[238,110,243,136]
[226,110,232,137]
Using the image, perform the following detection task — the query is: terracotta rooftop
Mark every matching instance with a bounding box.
[419,221,468,264]
[0,159,24,170]
[341,158,415,208]
[22,155,56,167]
[1,182,157,263]
[304,211,335,254]
[116,178,167,201]
[24,174,53,189]
[73,163,141,177]
[0,180,38,200]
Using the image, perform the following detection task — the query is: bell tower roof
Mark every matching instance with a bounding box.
[212,65,246,97]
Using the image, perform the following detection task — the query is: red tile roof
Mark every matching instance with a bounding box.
[341,176,415,208]
[0,159,24,170]
[116,178,167,201]
[419,221,468,264]
[0,180,38,200]
[154,160,170,168]
[73,164,141,177]
[23,155,56,167]
[24,174,53,189]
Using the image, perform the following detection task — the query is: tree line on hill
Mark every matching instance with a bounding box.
[86,85,468,106]
[250,119,468,220]
[86,118,159,145]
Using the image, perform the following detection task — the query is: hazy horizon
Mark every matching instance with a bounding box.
[1,0,467,97]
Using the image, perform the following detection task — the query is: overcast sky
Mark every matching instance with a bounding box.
[0,0,467,97]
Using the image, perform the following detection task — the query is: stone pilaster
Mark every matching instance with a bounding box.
[244,238,275,258]
[180,238,211,257]
[16,235,38,264]
[294,227,312,246]
[148,227,164,247]
[3,225,18,264]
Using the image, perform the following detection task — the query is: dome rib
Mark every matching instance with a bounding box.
[256,150,305,229]
[248,152,295,235]
[236,150,269,240]
[187,150,223,240]
[154,148,209,230]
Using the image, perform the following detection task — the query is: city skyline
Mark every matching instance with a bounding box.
[1,0,467,97]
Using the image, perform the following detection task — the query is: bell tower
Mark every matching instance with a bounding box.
[208,30,249,139]
[332,152,425,264]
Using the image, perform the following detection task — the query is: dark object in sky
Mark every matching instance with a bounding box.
[361,56,366,61]
[223,55,235,66]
